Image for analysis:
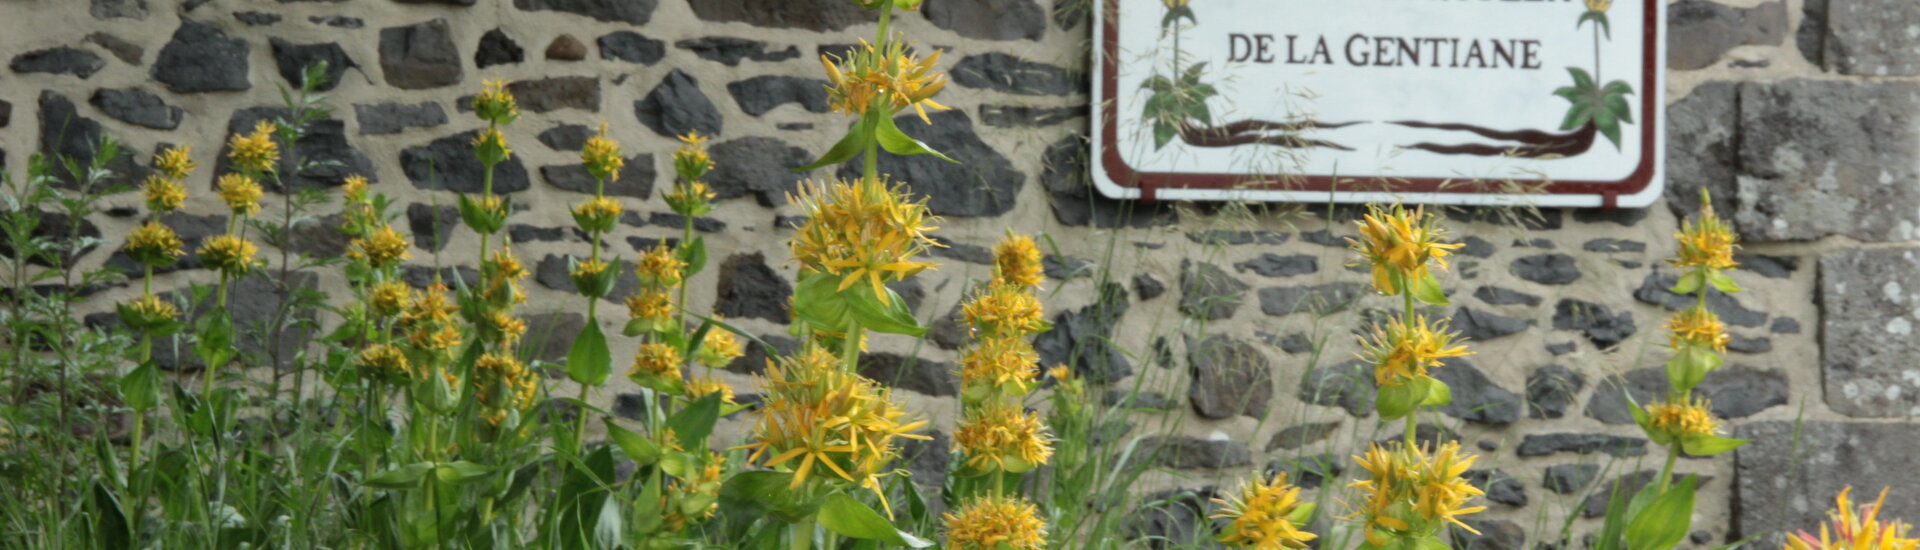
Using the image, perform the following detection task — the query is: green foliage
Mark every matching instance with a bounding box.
[1553,67,1635,149]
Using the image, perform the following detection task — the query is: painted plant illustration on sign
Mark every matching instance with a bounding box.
[1397,0,1636,157]
[1143,0,1636,159]
[1141,0,1357,151]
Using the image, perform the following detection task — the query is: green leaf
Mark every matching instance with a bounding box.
[847,284,928,337]
[120,361,161,411]
[1606,93,1634,125]
[1375,381,1422,420]
[1561,102,1595,131]
[435,461,493,485]
[793,116,875,172]
[1709,271,1742,293]
[567,321,611,386]
[1604,80,1636,96]
[1141,75,1175,93]
[1625,476,1698,550]
[666,393,722,449]
[1596,107,1623,149]
[1153,121,1177,149]
[1670,270,1705,294]
[194,308,235,370]
[1421,377,1452,407]
[678,237,708,278]
[1183,62,1209,85]
[367,462,434,489]
[1288,502,1317,525]
[791,272,855,334]
[1412,273,1449,306]
[875,115,958,163]
[1681,434,1747,456]
[90,480,130,550]
[1554,86,1581,100]
[605,419,662,466]
[1568,67,1596,91]
[818,493,933,547]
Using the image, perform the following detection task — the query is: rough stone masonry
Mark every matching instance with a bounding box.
[4,0,1919,547]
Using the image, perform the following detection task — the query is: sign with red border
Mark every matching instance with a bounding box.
[1093,0,1666,208]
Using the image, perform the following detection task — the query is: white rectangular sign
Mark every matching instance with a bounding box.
[1092,0,1666,207]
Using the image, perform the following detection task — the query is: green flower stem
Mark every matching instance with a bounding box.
[842,320,863,374]
[790,516,816,550]
[479,153,497,263]
[1656,441,1678,493]
[1403,282,1419,449]
[578,174,605,447]
[677,213,693,361]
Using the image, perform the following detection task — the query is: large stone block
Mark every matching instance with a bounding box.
[1820,247,1920,416]
[1735,421,1920,544]
[1824,0,1920,75]
[1667,0,1787,70]
[1734,80,1920,241]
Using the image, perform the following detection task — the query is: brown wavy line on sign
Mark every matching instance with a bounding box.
[1389,120,1597,158]
[1177,119,1362,150]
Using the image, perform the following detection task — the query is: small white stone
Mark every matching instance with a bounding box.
[1887,281,1905,302]
[1888,317,1912,335]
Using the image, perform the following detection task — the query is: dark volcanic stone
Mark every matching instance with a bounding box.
[1267,422,1340,451]
[268,38,353,92]
[278,212,351,258]
[1516,433,1648,457]
[110,272,319,372]
[1734,253,1798,279]
[1299,359,1374,417]
[378,19,461,90]
[475,28,525,69]
[1544,464,1600,494]
[858,352,957,397]
[978,104,1085,127]
[1465,470,1528,507]
[1178,260,1248,320]
[1551,299,1635,350]
[951,53,1079,95]
[1585,366,1788,424]
[11,47,105,79]
[38,91,148,189]
[539,154,655,198]
[923,0,1047,41]
[406,203,459,252]
[835,111,1025,217]
[1185,335,1273,419]
[714,253,791,323]
[1257,282,1369,316]
[727,75,831,116]
[401,130,532,194]
[1034,283,1132,383]
[1451,307,1534,341]
[91,0,147,19]
[1633,269,1768,327]
[1041,133,1177,228]
[1430,358,1523,425]
[538,124,594,151]
[1268,454,1344,489]
[1474,285,1541,307]
[310,15,363,28]
[686,0,875,32]
[216,107,375,191]
[535,253,641,303]
[89,88,181,129]
[675,37,800,66]
[1451,519,1527,550]
[1511,254,1581,285]
[1141,437,1251,470]
[1233,254,1317,278]
[504,77,601,113]
[354,102,447,135]
[514,0,656,24]
[1446,207,1563,230]
[1133,273,1166,300]
[86,32,144,65]
[708,137,811,206]
[1526,364,1586,419]
[635,69,722,138]
[1667,0,1788,70]
[599,31,665,65]
[1583,238,1646,253]
[728,333,796,376]
[151,19,250,92]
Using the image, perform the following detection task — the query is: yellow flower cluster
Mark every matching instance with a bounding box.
[368,280,412,317]
[1646,396,1719,440]
[696,327,745,369]
[663,453,727,531]
[821,39,950,123]
[143,176,188,214]
[960,334,1040,397]
[672,132,713,182]
[349,224,412,269]
[124,221,185,265]
[738,348,928,494]
[1788,488,1918,550]
[626,289,675,326]
[472,126,513,163]
[474,352,538,425]
[198,235,259,277]
[481,247,528,306]
[629,342,684,387]
[357,344,412,381]
[954,403,1052,473]
[636,243,687,289]
[1672,201,1738,272]
[1347,442,1487,546]
[216,173,264,217]
[398,283,462,355]
[473,79,520,126]
[685,376,736,405]
[993,233,1045,289]
[126,294,179,325]
[228,120,280,173]
[1357,314,1472,387]
[1666,305,1729,353]
[962,283,1046,339]
[481,309,528,347]
[1213,472,1317,549]
[582,123,625,182]
[788,177,941,304]
[571,196,624,233]
[1349,203,1463,296]
[154,145,197,181]
[944,495,1048,550]
[342,175,370,205]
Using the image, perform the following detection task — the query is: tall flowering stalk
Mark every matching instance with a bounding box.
[564,122,626,444]
[195,123,275,394]
[114,145,196,533]
[945,233,1052,548]
[1343,203,1483,550]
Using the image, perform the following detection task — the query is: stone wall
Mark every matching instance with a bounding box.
[4,0,1917,547]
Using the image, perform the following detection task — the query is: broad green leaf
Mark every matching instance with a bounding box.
[678,236,708,278]
[1421,377,1452,407]
[1412,273,1449,306]
[793,116,875,172]
[1376,381,1422,420]
[1626,476,1698,550]
[875,115,958,163]
[1681,434,1747,456]
[120,361,161,411]
[567,321,611,386]
[1670,269,1705,294]
[367,462,434,489]
[818,493,933,547]
[435,461,493,485]
[666,393,722,449]
[1154,121,1177,149]
[1561,102,1594,131]
[606,419,662,466]
[1709,271,1742,293]
[847,284,928,337]
[1604,80,1636,96]
[1568,67,1595,91]
[1606,93,1634,124]
[792,272,855,333]
[1596,106,1623,148]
